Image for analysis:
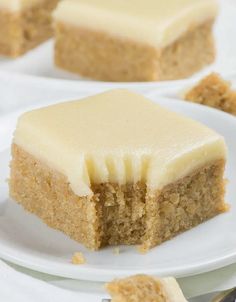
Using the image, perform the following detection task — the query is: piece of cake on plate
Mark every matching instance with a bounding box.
[9,89,227,250]
[53,0,218,82]
[183,73,236,116]
[106,275,187,302]
[0,0,59,57]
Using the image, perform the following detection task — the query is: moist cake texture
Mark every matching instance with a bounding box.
[0,0,59,57]
[54,0,218,81]
[184,73,236,115]
[9,90,227,250]
[106,275,187,302]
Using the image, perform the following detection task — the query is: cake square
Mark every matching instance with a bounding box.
[9,89,227,250]
[53,0,218,82]
[0,0,59,57]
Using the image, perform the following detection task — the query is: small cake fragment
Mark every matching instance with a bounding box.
[71,252,86,265]
[0,0,59,57]
[184,73,236,115]
[105,275,187,302]
[137,245,149,255]
[53,0,218,82]
[9,89,228,250]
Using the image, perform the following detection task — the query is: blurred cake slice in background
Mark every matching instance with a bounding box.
[0,0,59,57]
[54,0,218,82]
[183,73,236,115]
[106,275,187,302]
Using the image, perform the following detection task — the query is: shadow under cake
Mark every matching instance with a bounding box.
[9,90,227,250]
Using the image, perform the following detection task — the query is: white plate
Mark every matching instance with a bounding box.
[0,97,235,282]
[0,0,235,84]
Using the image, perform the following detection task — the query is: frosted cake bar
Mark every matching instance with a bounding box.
[9,90,227,250]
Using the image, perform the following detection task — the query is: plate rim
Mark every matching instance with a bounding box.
[0,242,236,281]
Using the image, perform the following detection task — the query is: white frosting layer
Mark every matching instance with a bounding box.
[0,0,41,11]
[13,89,226,197]
[54,0,218,48]
[161,278,187,302]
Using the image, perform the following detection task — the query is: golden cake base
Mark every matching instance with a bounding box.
[0,0,58,57]
[9,144,227,250]
[54,20,215,82]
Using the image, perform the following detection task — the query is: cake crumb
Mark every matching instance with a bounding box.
[183,73,236,115]
[112,247,120,255]
[71,252,86,265]
[137,244,149,254]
